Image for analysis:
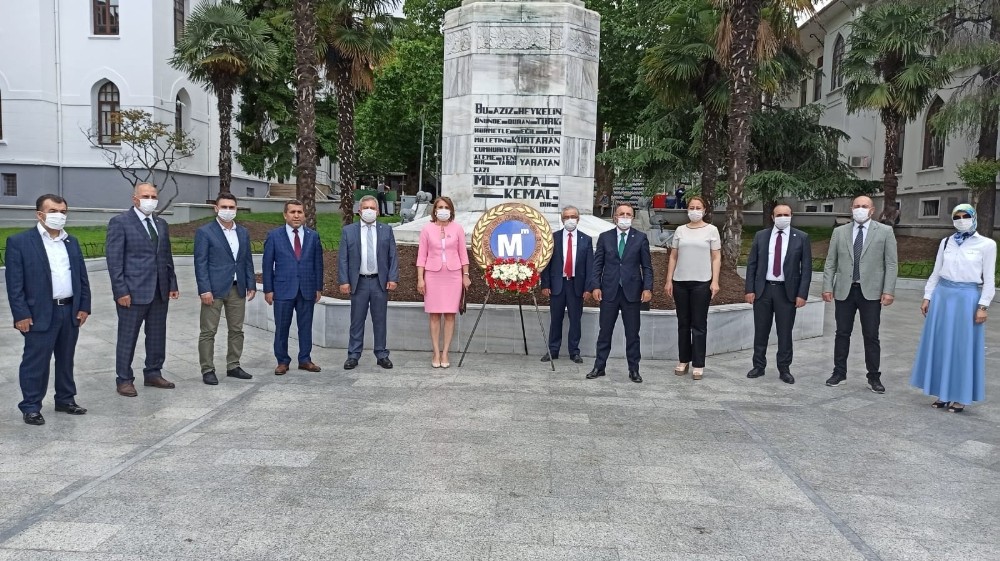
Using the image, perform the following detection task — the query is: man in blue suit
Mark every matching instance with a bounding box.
[540,205,593,364]
[107,183,179,397]
[194,193,256,386]
[263,199,325,375]
[5,195,92,425]
[338,195,399,370]
[587,204,654,383]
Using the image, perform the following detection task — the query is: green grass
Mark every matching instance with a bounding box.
[0,225,110,249]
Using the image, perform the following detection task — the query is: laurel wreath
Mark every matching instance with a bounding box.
[471,203,554,271]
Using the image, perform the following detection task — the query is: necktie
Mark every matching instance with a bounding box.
[618,232,626,258]
[564,232,574,278]
[853,225,864,282]
[772,230,783,277]
[145,217,158,249]
[293,228,302,260]
[366,225,376,273]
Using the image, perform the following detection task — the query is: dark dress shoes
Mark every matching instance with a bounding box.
[825,373,847,387]
[23,412,45,426]
[202,371,219,385]
[571,354,584,364]
[274,364,289,375]
[144,377,176,389]
[868,374,885,394]
[585,369,605,379]
[116,382,138,397]
[298,362,322,372]
[344,358,359,370]
[377,358,393,369]
[541,354,555,362]
[227,367,253,380]
[747,368,765,379]
[55,403,87,415]
[779,371,795,384]
[629,371,643,383]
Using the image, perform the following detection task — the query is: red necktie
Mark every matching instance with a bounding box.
[564,232,574,278]
[293,228,302,260]
[772,230,783,277]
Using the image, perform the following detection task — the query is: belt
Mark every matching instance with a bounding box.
[233,280,239,286]
[54,297,73,305]
[851,282,861,286]
[766,281,785,285]
[359,273,379,278]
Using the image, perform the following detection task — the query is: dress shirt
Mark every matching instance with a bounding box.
[765,226,789,282]
[133,206,156,238]
[616,228,630,252]
[360,222,378,275]
[853,220,869,247]
[924,233,997,306]
[562,230,577,277]
[285,224,303,249]
[36,223,73,299]
[219,218,240,281]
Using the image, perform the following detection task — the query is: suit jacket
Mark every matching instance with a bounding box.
[262,225,324,299]
[5,227,91,332]
[194,220,255,298]
[592,228,654,303]
[745,226,812,302]
[540,228,594,297]
[822,220,898,300]
[337,221,400,294]
[106,208,178,305]
[416,221,469,272]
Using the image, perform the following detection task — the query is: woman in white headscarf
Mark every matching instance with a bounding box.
[910,204,996,413]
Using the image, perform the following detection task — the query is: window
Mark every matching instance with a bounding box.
[923,97,946,169]
[97,81,120,145]
[893,121,905,172]
[799,80,807,107]
[822,203,834,213]
[920,198,940,217]
[247,186,256,197]
[93,0,119,35]
[174,0,186,45]
[813,56,824,101]
[805,204,818,212]
[175,95,184,135]
[2,174,16,196]
[831,35,845,90]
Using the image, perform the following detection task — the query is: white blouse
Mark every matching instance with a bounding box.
[924,233,997,306]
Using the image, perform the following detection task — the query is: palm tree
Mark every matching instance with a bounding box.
[842,1,952,225]
[320,0,400,224]
[295,0,320,228]
[171,1,279,195]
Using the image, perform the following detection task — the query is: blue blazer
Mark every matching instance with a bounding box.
[337,222,400,294]
[5,227,91,331]
[262,225,324,299]
[592,228,654,303]
[194,220,255,298]
[106,209,178,304]
[540,228,594,297]
[745,226,812,302]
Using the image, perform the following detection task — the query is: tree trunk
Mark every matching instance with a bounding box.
[594,121,615,214]
[295,0,319,229]
[334,66,356,225]
[699,109,722,222]
[975,21,1000,237]
[721,0,762,270]
[879,111,901,226]
[217,86,234,195]
[762,200,776,229]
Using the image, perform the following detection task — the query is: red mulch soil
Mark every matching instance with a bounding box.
[812,234,942,262]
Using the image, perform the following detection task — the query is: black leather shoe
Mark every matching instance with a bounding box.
[868,374,885,394]
[202,371,219,385]
[825,373,847,387]
[629,371,643,383]
[747,368,765,379]
[226,367,253,380]
[54,403,87,415]
[571,354,583,364]
[585,369,605,379]
[23,412,45,425]
[344,358,359,370]
[377,357,393,369]
[779,371,795,384]
[541,353,555,362]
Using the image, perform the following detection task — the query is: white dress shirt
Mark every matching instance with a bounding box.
[219,218,239,280]
[285,224,303,249]
[360,223,378,275]
[562,229,577,277]
[134,207,156,238]
[924,233,997,306]
[37,223,73,299]
[853,220,869,248]
[765,226,790,282]
[615,228,630,254]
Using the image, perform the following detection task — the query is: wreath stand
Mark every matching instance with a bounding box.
[458,290,555,372]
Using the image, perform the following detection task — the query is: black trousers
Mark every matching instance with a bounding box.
[594,296,641,372]
[833,284,882,377]
[19,303,78,413]
[548,282,584,357]
[752,282,796,372]
[674,280,711,368]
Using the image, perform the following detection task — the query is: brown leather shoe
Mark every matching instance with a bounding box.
[143,377,176,389]
[274,364,289,375]
[297,362,322,372]
[116,382,138,397]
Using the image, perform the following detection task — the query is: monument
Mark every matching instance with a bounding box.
[393,0,612,243]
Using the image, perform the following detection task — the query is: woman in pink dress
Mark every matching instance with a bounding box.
[417,197,471,367]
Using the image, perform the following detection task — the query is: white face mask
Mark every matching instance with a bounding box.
[138,199,158,215]
[43,213,67,231]
[852,207,872,224]
[774,216,792,230]
[218,209,237,222]
[954,218,974,232]
[617,217,632,230]
[360,208,378,223]
[563,218,578,232]
[435,208,451,221]
[688,210,704,223]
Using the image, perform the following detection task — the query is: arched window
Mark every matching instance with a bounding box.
[923,97,945,169]
[813,56,824,101]
[93,0,119,35]
[97,81,120,145]
[174,0,187,46]
[831,35,845,90]
[175,96,184,136]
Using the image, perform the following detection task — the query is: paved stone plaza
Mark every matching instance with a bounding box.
[1,261,999,561]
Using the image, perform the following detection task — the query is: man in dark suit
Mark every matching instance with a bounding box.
[745,204,812,384]
[194,193,256,386]
[540,205,593,364]
[338,195,399,370]
[586,204,654,383]
[106,183,179,397]
[263,199,324,375]
[5,195,92,425]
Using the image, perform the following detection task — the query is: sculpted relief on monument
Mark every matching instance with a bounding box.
[445,28,472,55]
[476,26,564,51]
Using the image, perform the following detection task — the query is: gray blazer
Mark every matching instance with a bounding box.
[822,220,898,301]
[337,222,399,294]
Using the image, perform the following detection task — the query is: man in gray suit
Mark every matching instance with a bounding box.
[338,195,399,370]
[822,195,898,393]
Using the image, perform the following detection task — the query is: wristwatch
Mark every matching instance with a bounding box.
[978,305,989,311]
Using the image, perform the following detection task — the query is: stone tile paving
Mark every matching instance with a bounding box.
[0,262,998,560]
